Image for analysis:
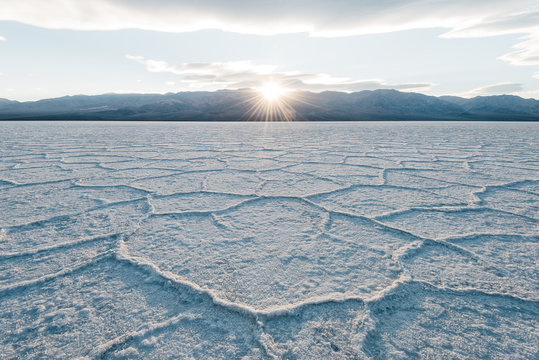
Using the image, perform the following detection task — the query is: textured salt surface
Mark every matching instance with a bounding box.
[0,121,537,359]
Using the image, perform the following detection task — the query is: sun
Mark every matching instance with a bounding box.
[243,81,306,121]
[259,82,287,101]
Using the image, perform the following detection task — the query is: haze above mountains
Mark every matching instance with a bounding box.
[0,89,538,121]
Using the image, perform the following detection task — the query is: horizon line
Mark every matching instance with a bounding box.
[2,88,537,103]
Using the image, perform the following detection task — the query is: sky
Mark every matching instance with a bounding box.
[0,0,538,101]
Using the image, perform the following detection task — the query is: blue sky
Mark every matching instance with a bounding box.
[0,0,538,101]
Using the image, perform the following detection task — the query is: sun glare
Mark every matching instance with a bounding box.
[242,82,313,121]
[259,82,286,101]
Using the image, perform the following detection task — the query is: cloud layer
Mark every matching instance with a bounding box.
[2,1,538,70]
[460,82,525,98]
[126,55,432,93]
[0,1,534,35]
[1,0,538,74]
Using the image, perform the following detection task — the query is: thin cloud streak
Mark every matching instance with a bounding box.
[126,55,433,93]
[457,82,524,98]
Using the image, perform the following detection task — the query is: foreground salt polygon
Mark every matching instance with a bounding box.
[0,121,537,359]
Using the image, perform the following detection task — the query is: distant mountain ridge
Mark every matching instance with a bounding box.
[0,89,538,121]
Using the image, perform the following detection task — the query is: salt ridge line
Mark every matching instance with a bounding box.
[0,251,114,295]
[374,205,539,225]
[98,247,538,360]
[360,281,539,358]
[0,178,69,188]
[1,197,150,230]
[117,235,539,317]
[85,313,205,359]
[115,205,536,315]
[10,156,532,197]
[129,199,531,301]
[18,174,482,204]
[0,233,120,259]
[117,239,373,318]
[3,180,533,257]
[3,245,534,341]
[3,185,513,272]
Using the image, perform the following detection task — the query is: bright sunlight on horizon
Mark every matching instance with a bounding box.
[259,82,288,102]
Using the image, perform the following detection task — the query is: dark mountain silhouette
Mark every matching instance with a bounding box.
[0,89,537,121]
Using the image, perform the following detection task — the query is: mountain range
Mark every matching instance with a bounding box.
[0,89,538,121]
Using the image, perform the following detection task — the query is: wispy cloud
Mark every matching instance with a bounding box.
[0,36,6,41]
[443,11,539,66]
[458,82,524,98]
[498,35,539,66]
[126,55,432,93]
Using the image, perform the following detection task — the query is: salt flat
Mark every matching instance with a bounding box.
[0,121,537,359]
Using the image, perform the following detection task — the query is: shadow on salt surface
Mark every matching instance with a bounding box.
[0,182,100,227]
[0,258,186,359]
[59,155,135,164]
[1,257,269,359]
[103,312,264,360]
[0,166,75,184]
[119,159,195,171]
[506,180,539,195]
[127,198,407,310]
[401,234,539,300]
[58,162,114,178]
[131,172,207,195]
[204,170,262,195]
[385,166,522,188]
[0,179,15,188]
[0,200,147,253]
[377,208,538,240]
[344,155,400,168]
[477,187,539,219]
[256,169,356,196]
[0,182,147,228]
[0,161,17,171]
[258,178,345,197]
[403,168,522,187]
[132,169,263,196]
[277,152,345,164]
[468,162,539,182]
[309,185,465,218]
[286,162,382,179]
[400,159,471,171]
[180,157,228,172]
[0,236,114,288]
[325,213,418,254]
[383,169,457,189]
[150,192,255,214]
[97,159,159,171]
[78,168,178,187]
[260,300,368,359]
[363,282,538,359]
[224,157,285,171]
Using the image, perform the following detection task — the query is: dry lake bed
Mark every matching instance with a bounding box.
[0,121,537,359]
